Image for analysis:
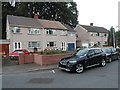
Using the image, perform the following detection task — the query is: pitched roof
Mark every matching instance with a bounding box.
[80,25,109,33]
[38,19,67,30]
[7,15,67,30]
[7,15,42,28]
[63,24,75,32]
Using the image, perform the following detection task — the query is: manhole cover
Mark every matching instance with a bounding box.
[28,78,54,84]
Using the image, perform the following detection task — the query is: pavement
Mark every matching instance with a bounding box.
[2,63,58,74]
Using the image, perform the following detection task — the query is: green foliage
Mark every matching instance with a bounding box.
[115,31,120,47]
[108,26,116,47]
[40,50,67,55]
[2,2,78,39]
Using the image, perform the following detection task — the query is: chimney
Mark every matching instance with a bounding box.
[34,14,39,19]
[90,23,93,26]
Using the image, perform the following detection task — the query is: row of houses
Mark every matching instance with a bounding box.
[1,15,109,54]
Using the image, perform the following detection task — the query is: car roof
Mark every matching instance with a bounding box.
[80,48,102,51]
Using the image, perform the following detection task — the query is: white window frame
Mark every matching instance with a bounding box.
[13,42,22,50]
[28,28,40,35]
[90,32,93,36]
[61,42,66,51]
[12,27,21,33]
[46,29,57,35]
[47,41,57,47]
[69,32,74,36]
[28,41,41,48]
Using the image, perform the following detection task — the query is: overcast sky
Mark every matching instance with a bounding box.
[73,0,119,30]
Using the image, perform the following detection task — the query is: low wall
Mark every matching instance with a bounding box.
[19,54,34,64]
[34,54,70,65]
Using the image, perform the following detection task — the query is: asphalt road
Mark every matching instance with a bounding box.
[2,60,118,88]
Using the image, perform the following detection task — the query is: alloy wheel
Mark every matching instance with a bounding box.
[101,59,106,67]
[76,64,84,73]
[108,58,112,63]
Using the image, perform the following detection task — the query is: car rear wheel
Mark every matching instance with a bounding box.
[117,55,120,60]
[75,64,84,73]
[108,58,112,63]
[100,59,106,67]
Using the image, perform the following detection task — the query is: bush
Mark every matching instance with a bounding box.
[40,50,67,55]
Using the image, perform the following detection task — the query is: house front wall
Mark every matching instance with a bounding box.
[75,25,89,47]
[8,26,43,52]
[8,26,76,52]
[67,31,76,50]
[75,25,108,48]
[88,32,108,46]
[43,29,76,51]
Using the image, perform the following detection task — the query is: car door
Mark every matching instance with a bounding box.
[94,49,103,64]
[110,48,117,60]
[86,50,96,66]
[111,48,118,60]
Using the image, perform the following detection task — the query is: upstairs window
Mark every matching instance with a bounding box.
[96,33,100,36]
[104,33,107,37]
[46,29,57,35]
[69,33,74,36]
[90,32,93,36]
[11,27,21,33]
[29,28,40,34]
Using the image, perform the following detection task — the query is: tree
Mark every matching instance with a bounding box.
[108,26,116,47]
[115,31,120,48]
[2,2,79,39]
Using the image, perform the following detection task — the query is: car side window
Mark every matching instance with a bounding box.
[94,49,102,54]
[88,50,95,56]
[111,48,115,53]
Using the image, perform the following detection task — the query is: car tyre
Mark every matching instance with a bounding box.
[108,58,112,63]
[100,59,106,67]
[75,64,84,73]
[117,55,120,60]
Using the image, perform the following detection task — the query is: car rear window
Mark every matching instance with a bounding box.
[102,48,111,53]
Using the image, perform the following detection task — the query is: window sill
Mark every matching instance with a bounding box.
[28,34,41,35]
[60,35,67,36]
[12,33,22,34]
[46,34,57,36]
[28,47,41,49]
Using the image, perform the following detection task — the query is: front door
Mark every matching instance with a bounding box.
[68,43,75,51]
[86,50,96,66]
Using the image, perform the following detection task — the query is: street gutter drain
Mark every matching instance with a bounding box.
[28,78,54,84]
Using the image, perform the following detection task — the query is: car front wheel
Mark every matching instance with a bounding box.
[100,59,106,67]
[75,64,84,73]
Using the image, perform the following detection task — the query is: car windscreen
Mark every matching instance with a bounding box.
[75,49,88,56]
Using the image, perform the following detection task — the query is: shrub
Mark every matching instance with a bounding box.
[41,50,67,55]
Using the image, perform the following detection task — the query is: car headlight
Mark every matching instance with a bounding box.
[69,60,77,63]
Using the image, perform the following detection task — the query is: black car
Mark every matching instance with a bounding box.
[102,48,119,63]
[59,48,106,73]
[116,48,120,57]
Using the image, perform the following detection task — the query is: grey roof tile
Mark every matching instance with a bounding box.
[81,25,109,33]
[7,15,67,30]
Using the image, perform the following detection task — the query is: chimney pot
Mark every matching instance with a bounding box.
[90,23,93,26]
[34,14,39,19]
